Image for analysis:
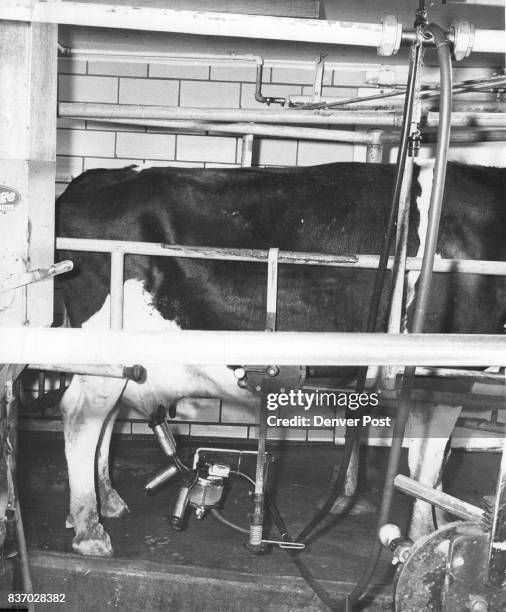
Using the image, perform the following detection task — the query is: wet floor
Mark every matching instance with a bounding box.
[9,432,502,610]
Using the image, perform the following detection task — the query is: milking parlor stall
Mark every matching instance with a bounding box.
[0,0,505,610]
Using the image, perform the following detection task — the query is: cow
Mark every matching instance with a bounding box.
[56,160,505,557]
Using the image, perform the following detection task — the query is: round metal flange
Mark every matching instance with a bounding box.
[378,15,402,57]
[394,521,484,611]
[452,21,475,62]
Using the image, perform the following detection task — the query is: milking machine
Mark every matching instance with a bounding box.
[378,423,506,611]
[144,4,505,609]
[145,369,306,553]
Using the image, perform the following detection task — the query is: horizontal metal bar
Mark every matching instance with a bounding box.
[1,328,505,365]
[2,2,503,54]
[414,367,505,381]
[57,238,358,266]
[472,28,506,54]
[60,103,506,128]
[426,111,506,128]
[65,116,506,145]
[457,417,506,435]
[59,103,404,127]
[80,118,378,145]
[0,2,388,48]
[56,237,506,277]
[25,363,144,381]
[394,474,485,523]
[287,97,506,114]
[0,261,73,293]
[59,46,264,66]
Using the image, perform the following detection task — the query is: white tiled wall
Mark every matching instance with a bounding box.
[55,58,374,197]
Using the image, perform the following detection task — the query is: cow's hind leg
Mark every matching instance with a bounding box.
[97,405,129,518]
[407,403,462,542]
[61,375,126,556]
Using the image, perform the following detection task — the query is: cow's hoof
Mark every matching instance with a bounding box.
[100,488,130,518]
[72,524,113,557]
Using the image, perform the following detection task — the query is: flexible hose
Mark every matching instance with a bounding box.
[411,26,452,333]
[212,472,343,610]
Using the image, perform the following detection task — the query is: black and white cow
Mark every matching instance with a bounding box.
[57,160,505,556]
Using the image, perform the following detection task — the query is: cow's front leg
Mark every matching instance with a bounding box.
[61,375,126,556]
[407,403,462,542]
[97,405,129,518]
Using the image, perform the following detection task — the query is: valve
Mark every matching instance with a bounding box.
[379,524,413,565]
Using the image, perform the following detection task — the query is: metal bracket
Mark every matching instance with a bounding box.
[262,539,305,550]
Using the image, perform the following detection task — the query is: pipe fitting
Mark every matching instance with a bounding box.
[378,15,402,56]
[451,21,475,62]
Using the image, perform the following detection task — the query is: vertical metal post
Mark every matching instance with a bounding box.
[110,249,125,330]
[388,157,414,334]
[0,21,57,326]
[265,248,279,332]
[312,55,325,104]
[248,394,268,551]
[381,157,414,387]
[248,247,280,551]
[488,418,506,587]
[240,134,254,167]
[37,371,45,400]
[366,130,384,163]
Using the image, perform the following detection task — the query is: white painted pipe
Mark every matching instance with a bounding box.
[110,249,124,329]
[60,46,382,74]
[60,104,506,129]
[394,475,485,523]
[365,130,384,162]
[27,364,127,378]
[56,237,506,277]
[64,117,506,145]
[61,47,263,66]
[427,111,506,128]
[0,327,504,365]
[0,261,73,293]
[472,28,506,55]
[288,96,506,114]
[77,118,377,144]
[0,2,390,50]
[240,134,254,167]
[59,103,404,127]
[2,2,503,53]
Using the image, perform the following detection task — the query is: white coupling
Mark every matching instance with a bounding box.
[378,15,403,56]
[452,21,476,61]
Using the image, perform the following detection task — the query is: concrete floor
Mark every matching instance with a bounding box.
[3,432,500,611]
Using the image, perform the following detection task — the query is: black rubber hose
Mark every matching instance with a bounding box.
[366,41,423,337]
[411,26,453,334]
[346,24,453,607]
[295,425,356,542]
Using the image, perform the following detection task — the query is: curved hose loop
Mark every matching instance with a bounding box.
[345,23,453,608]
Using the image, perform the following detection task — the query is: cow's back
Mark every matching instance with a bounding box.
[57,162,505,336]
